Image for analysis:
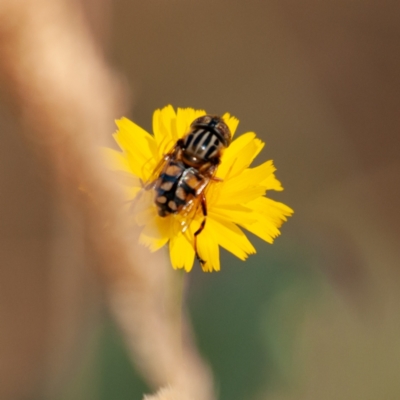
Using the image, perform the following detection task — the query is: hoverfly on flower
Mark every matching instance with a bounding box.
[102,106,293,272]
[142,115,232,266]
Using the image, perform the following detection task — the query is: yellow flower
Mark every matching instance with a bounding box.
[102,105,293,272]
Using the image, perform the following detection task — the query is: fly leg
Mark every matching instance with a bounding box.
[194,193,207,266]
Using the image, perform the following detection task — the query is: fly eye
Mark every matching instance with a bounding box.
[202,116,211,123]
[215,122,231,145]
[191,115,211,128]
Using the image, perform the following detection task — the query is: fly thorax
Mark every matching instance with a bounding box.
[182,128,224,164]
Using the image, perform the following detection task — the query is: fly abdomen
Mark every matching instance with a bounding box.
[154,161,183,216]
[154,162,206,217]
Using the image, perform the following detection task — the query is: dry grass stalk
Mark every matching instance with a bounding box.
[0,1,214,399]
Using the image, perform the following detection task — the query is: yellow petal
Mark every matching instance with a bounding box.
[240,160,276,186]
[213,160,279,204]
[239,218,280,243]
[196,225,220,272]
[176,107,190,139]
[139,214,171,251]
[109,170,142,188]
[100,148,142,200]
[221,112,239,137]
[139,231,169,252]
[262,173,283,191]
[124,187,142,201]
[176,108,208,139]
[216,181,267,205]
[209,205,257,225]
[239,197,294,243]
[217,132,264,179]
[169,231,196,272]
[208,217,256,260]
[131,190,155,225]
[249,197,294,226]
[101,147,132,173]
[114,118,158,181]
[152,106,177,156]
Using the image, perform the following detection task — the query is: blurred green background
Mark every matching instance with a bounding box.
[2,0,400,399]
[59,241,317,400]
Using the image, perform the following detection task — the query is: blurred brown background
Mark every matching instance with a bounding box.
[1,0,400,399]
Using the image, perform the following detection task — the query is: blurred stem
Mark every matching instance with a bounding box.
[0,0,214,397]
[172,269,186,350]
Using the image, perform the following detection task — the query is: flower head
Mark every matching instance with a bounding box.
[102,105,293,272]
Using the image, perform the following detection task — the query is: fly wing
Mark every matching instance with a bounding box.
[177,164,218,233]
[141,142,178,190]
[128,143,178,223]
[110,170,142,189]
[178,195,203,233]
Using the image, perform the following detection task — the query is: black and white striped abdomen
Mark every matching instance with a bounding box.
[183,128,223,161]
